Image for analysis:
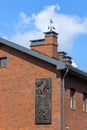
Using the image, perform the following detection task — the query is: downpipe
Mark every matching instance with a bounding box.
[62,68,68,130]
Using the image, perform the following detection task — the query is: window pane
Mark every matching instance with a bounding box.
[0,58,7,67]
[70,97,73,109]
[83,93,87,112]
[86,101,87,112]
[70,88,76,109]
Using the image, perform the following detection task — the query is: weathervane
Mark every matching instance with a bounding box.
[48,19,55,32]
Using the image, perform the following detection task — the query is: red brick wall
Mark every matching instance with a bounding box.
[64,74,87,130]
[45,36,57,46]
[31,44,57,58]
[31,34,58,58]
[0,45,62,130]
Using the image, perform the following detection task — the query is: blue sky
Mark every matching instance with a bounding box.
[0,0,87,72]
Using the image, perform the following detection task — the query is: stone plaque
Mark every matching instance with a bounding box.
[35,78,52,124]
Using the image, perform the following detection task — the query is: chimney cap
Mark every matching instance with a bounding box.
[44,30,58,35]
[30,39,45,46]
[65,56,72,60]
[58,51,67,56]
[30,39,45,43]
[44,31,58,38]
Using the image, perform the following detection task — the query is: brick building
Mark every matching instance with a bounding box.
[0,29,87,130]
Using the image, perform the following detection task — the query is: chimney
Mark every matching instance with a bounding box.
[62,56,72,65]
[58,51,72,65]
[30,30,58,58]
[58,51,67,60]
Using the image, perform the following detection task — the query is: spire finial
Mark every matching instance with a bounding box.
[48,19,55,32]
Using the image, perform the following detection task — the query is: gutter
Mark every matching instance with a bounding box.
[62,68,68,130]
[66,64,87,81]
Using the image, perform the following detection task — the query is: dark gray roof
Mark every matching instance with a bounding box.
[0,37,65,70]
[0,37,87,81]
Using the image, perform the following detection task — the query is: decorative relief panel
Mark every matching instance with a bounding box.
[35,78,52,124]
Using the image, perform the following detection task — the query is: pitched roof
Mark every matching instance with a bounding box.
[0,37,65,70]
[0,37,87,81]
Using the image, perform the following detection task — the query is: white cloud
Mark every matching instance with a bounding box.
[14,12,34,34]
[11,31,44,47]
[9,5,87,50]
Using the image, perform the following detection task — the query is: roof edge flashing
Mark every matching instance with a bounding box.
[56,62,66,70]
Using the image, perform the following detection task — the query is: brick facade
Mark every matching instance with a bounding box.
[64,74,87,130]
[0,30,87,130]
[0,45,62,130]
